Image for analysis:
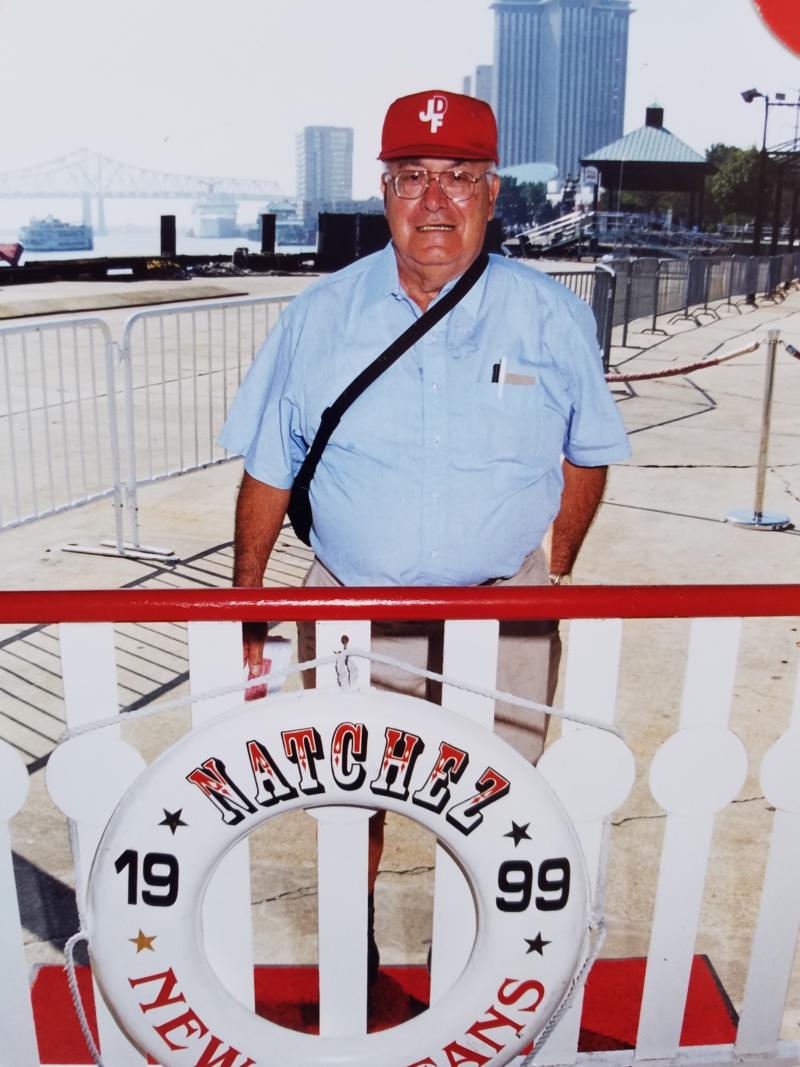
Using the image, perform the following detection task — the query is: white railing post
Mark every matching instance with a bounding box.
[0,740,40,1066]
[48,623,147,1065]
[104,334,126,555]
[429,619,499,1003]
[187,621,255,1011]
[536,619,631,1066]
[313,619,371,1035]
[736,664,800,1055]
[635,618,748,1061]
[116,333,142,552]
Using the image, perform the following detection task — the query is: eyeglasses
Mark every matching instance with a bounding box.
[384,167,494,203]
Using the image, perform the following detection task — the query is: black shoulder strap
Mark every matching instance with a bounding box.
[288,252,489,545]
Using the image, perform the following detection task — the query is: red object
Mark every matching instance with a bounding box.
[752,0,800,54]
[0,584,799,624]
[30,956,737,1063]
[0,241,23,267]
[379,89,499,164]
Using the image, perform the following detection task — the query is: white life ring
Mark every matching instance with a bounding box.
[87,687,590,1067]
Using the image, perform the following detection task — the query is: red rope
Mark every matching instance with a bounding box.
[606,342,761,383]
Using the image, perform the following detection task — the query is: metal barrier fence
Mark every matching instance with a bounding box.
[0,318,123,540]
[612,252,800,345]
[0,585,798,1066]
[0,298,292,549]
[0,255,795,549]
[548,266,616,370]
[118,295,293,548]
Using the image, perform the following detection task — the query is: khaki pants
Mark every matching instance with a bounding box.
[297,547,560,764]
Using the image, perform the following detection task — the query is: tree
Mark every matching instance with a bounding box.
[496,177,548,231]
[706,144,761,224]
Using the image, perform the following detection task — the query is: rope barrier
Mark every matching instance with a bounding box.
[522,915,608,1064]
[605,341,760,383]
[65,930,103,1066]
[60,647,623,743]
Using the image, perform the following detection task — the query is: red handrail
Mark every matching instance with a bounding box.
[0,585,797,623]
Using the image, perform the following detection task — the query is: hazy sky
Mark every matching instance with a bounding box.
[1,0,798,217]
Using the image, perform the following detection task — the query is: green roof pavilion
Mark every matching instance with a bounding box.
[581,107,715,226]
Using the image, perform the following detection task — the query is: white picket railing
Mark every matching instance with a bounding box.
[0,584,798,1067]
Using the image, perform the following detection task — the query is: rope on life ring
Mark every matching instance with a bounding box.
[86,686,592,1067]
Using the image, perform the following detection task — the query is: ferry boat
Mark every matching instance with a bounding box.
[18,216,94,251]
[190,192,239,238]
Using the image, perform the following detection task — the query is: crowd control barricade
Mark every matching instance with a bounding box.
[117,295,293,550]
[1,585,799,1067]
[0,319,123,542]
[546,267,616,369]
[610,254,800,344]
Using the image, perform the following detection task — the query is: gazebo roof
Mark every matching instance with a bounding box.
[582,107,708,167]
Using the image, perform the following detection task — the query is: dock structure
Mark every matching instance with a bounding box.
[0,272,799,1064]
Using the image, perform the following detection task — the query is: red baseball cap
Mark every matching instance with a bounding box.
[379,89,499,164]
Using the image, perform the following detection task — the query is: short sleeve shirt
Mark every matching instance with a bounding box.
[220,245,630,586]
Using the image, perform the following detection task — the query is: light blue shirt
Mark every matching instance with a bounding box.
[220,245,630,586]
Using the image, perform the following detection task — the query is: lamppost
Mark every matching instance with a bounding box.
[741,88,770,255]
[741,88,800,255]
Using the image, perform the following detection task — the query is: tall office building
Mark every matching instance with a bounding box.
[296,126,353,216]
[463,64,494,105]
[492,0,631,177]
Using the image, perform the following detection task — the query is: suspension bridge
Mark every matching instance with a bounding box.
[0,148,283,233]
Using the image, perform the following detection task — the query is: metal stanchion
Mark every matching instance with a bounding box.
[726,329,792,530]
[620,259,637,347]
[642,260,668,336]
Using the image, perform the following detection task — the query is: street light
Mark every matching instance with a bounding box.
[741,88,800,256]
[741,88,770,255]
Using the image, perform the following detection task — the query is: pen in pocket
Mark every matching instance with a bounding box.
[491,357,507,398]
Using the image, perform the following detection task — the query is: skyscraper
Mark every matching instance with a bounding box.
[296,126,353,215]
[463,64,494,105]
[492,0,631,177]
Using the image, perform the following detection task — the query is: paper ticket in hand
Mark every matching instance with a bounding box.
[244,637,292,701]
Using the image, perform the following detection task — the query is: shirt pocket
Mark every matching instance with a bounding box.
[453,381,544,471]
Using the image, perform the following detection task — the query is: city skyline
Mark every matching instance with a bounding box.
[0,0,798,229]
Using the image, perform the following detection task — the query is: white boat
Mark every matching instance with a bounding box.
[190,192,239,238]
[18,217,94,251]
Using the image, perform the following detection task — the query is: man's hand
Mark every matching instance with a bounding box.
[233,473,291,700]
[550,460,608,578]
[243,621,270,701]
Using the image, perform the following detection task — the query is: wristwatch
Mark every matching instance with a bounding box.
[549,573,572,586]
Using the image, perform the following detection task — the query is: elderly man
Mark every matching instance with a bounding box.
[221,88,629,979]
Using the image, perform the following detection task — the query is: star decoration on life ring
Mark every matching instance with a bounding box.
[525,933,551,956]
[504,820,532,846]
[129,929,157,953]
[159,809,188,834]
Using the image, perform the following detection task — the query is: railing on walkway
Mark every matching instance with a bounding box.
[0,296,292,550]
[612,252,800,345]
[1,258,796,549]
[0,318,123,540]
[513,212,734,257]
[1,585,799,1066]
[547,266,616,370]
